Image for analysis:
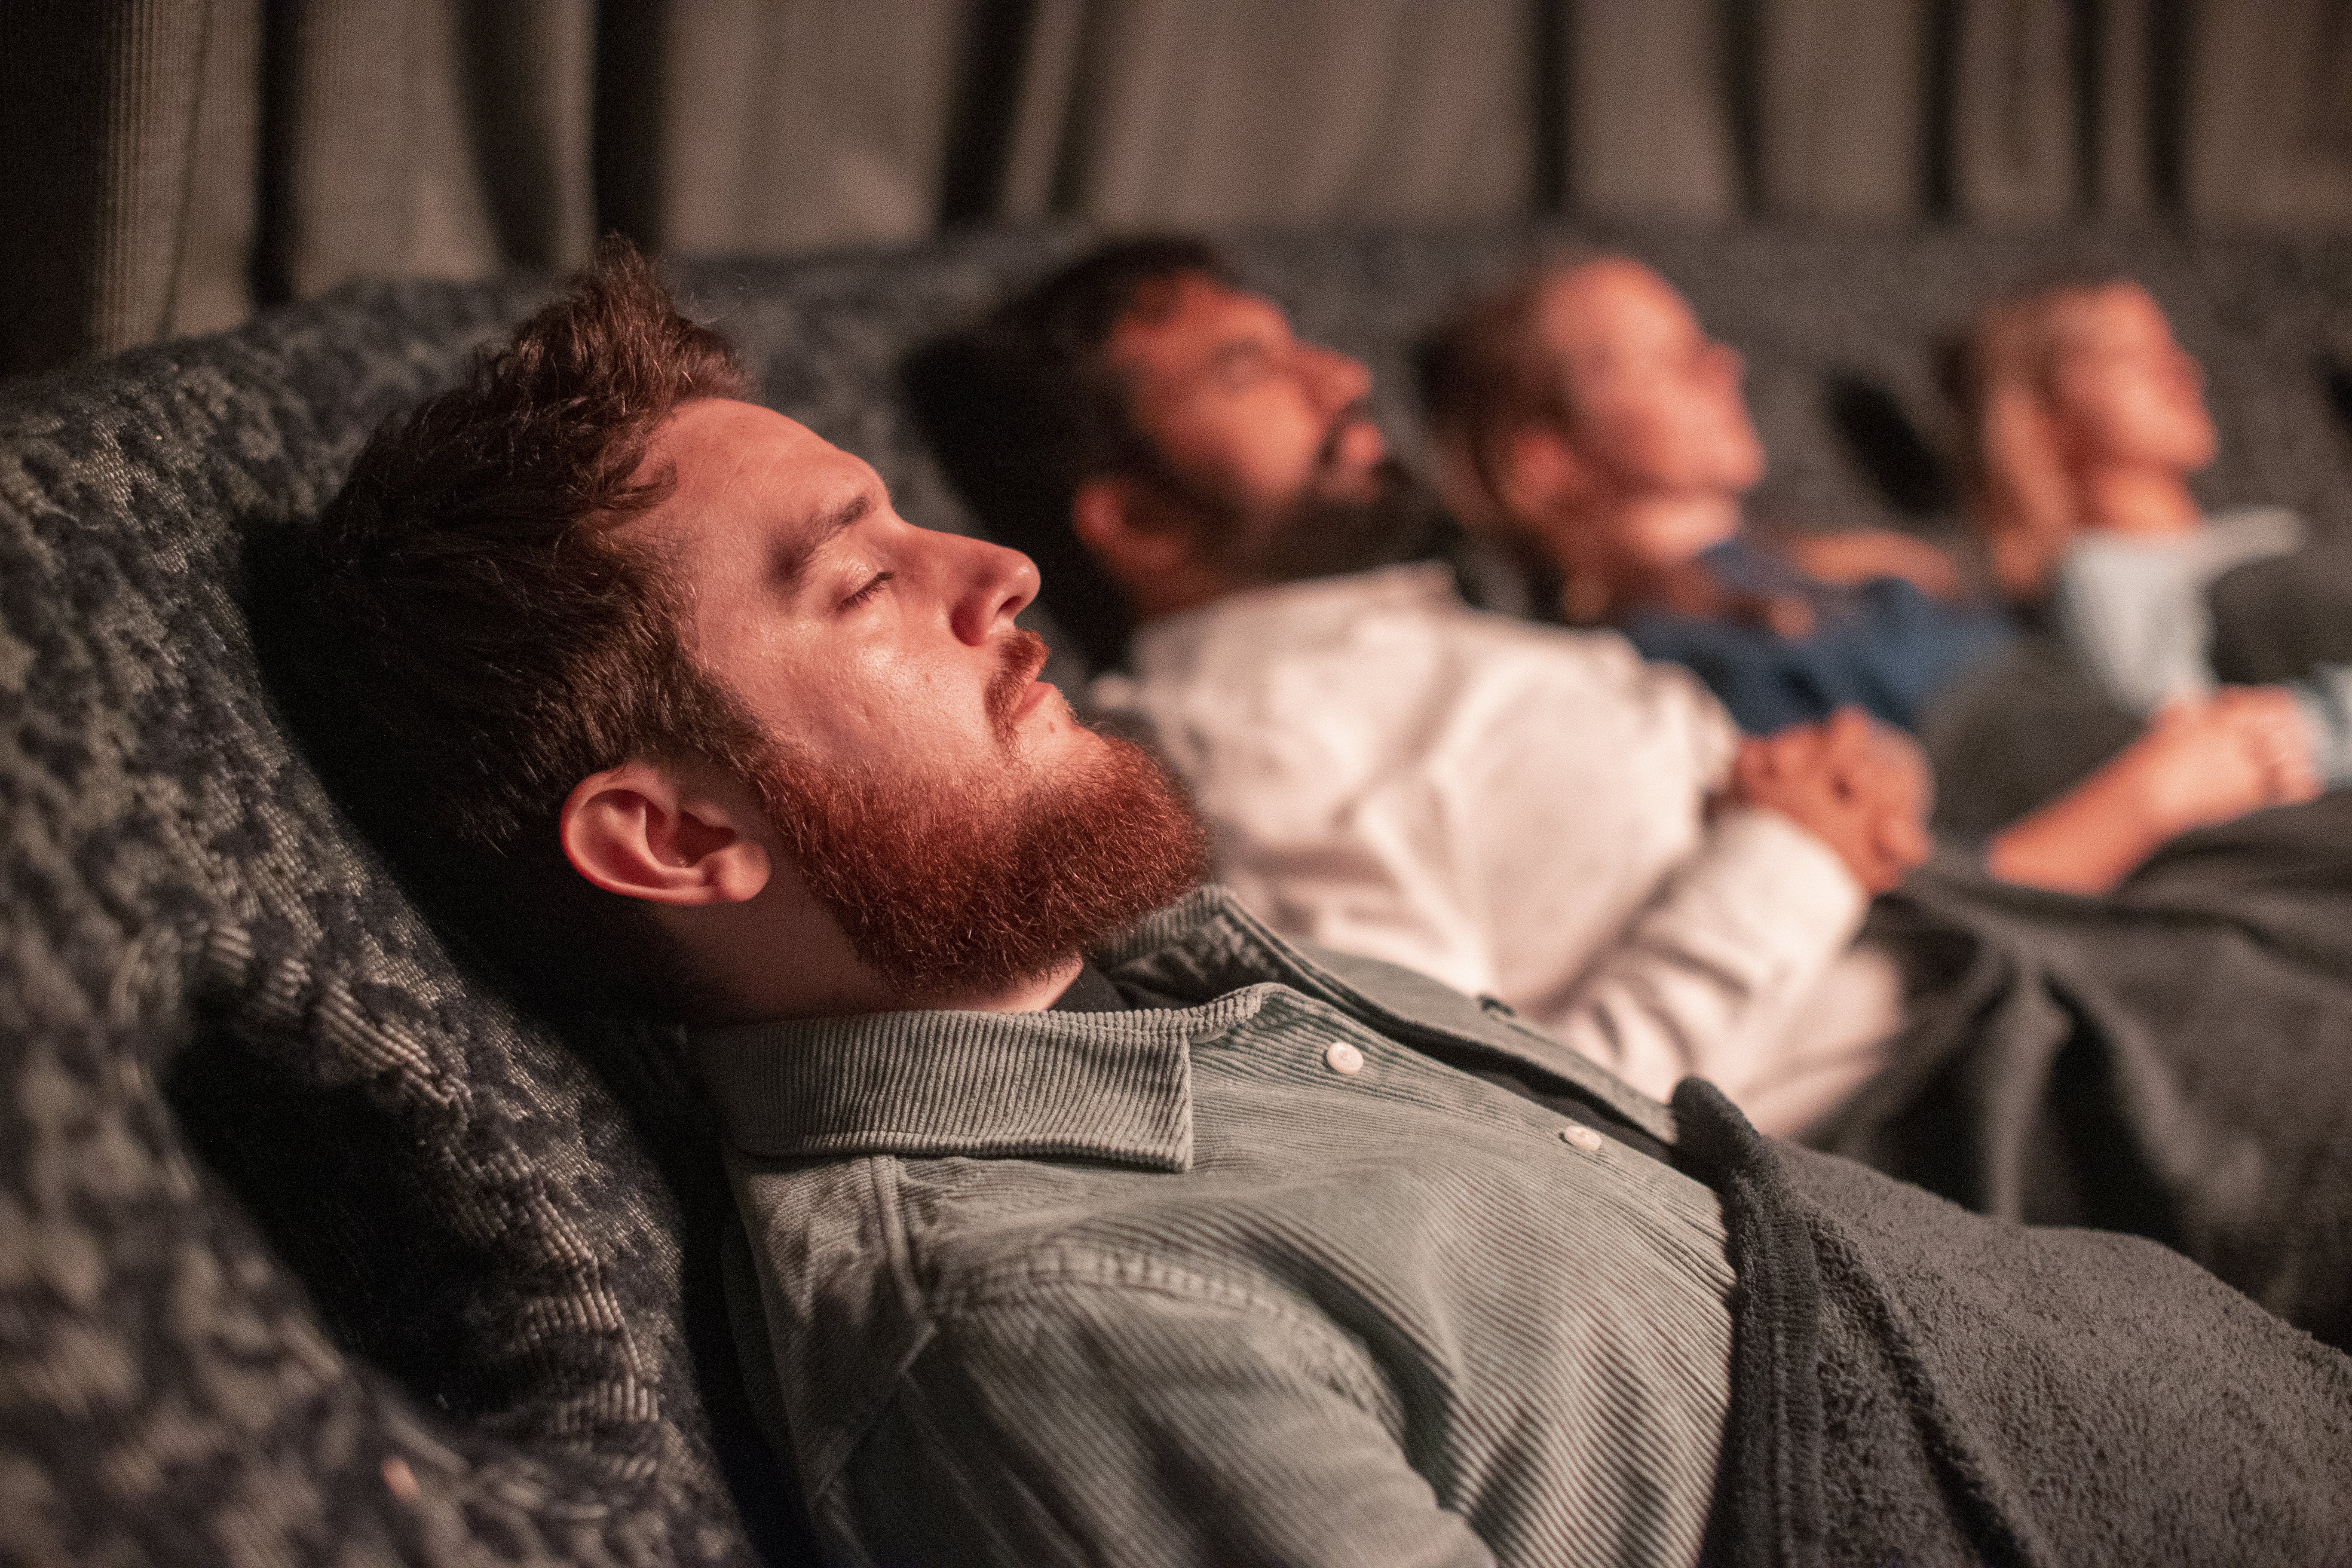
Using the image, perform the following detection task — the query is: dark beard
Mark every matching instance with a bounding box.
[1147,450,1458,587]
[747,639,1208,1001]
[1228,455,1458,584]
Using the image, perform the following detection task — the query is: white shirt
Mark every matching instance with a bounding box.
[1093,565,1889,1129]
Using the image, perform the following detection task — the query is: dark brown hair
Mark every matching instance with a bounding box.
[1414,251,1603,518]
[269,237,764,1012]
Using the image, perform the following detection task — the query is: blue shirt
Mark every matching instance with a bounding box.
[1620,538,2012,734]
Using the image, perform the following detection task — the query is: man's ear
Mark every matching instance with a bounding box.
[1497,424,1599,526]
[559,759,772,906]
[1071,477,1199,584]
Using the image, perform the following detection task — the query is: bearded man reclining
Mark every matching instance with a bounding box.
[276,239,2352,1568]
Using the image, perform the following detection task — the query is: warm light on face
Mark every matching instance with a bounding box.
[623,399,1094,796]
[1538,260,1766,502]
[609,398,1207,1001]
[2046,285,2218,476]
[1108,275,1390,523]
[1510,260,1762,575]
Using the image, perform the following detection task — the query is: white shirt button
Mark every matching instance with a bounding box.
[1560,1124,1604,1152]
[1324,1041,1365,1076]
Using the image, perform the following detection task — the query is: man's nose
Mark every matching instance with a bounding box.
[947,534,1040,647]
[1302,343,1374,413]
[1706,341,1745,386]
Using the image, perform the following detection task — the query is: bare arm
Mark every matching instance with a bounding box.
[1986,689,2318,894]
[1782,527,1964,600]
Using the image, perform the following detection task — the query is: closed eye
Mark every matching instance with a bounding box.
[1209,340,1276,389]
[843,570,894,609]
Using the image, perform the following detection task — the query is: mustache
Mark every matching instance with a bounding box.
[1315,404,1378,472]
[986,627,1051,737]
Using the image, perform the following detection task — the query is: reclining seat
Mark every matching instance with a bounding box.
[0,276,794,1565]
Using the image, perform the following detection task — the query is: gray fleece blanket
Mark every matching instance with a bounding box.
[1817,788,2352,1354]
[1678,1078,2352,1568]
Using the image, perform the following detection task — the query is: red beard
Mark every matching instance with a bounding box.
[749,631,1208,1001]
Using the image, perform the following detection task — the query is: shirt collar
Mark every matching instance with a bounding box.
[690,980,1276,1173]
[1124,563,1458,682]
[691,885,1679,1167]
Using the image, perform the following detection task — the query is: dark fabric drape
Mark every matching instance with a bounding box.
[6,0,2352,377]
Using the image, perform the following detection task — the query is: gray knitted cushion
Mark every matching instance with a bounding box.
[0,277,778,1566]
[6,224,2351,1566]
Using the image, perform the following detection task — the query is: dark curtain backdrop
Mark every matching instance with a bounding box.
[6,0,2352,377]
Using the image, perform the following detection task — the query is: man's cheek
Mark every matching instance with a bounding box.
[801,655,956,749]
[1233,400,1330,481]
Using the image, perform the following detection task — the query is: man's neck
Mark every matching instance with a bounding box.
[1125,560,1249,626]
[739,953,1088,1020]
[672,894,1090,1022]
[949,954,1088,1013]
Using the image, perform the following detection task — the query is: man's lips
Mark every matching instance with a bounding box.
[1319,409,1387,472]
[1012,679,1057,721]
[987,628,1056,735]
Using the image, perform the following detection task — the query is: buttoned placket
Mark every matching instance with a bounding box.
[1283,992,1652,1181]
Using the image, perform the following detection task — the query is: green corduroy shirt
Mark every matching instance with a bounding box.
[694,887,1739,1568]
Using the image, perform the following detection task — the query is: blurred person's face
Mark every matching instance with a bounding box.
[2046,284,2217,478]
[1534,259,1765,569]
[584,398,1204,1004]
[1110,276,1388,514]
[1096,272,1439,586]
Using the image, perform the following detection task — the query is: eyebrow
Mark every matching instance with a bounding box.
[774,487,876,589]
